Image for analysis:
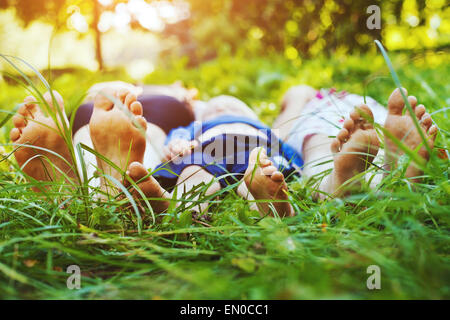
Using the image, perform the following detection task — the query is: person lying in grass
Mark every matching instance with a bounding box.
[70,81,199,189]
[273,85,437,195]
[9,84,437,218]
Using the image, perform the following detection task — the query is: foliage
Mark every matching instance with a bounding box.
[185,0,449,62]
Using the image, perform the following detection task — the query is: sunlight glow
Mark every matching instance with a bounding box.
[96,0,190,34]
[98,11,115,33]
[126,59,155,80]
[138,6,164,32]
[69,12,88,33]
[406,15,419,27]
[98,0,113,6]
[113,3,131,33]
[430,14,441,29]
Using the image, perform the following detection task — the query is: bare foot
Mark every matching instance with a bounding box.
[89,88,147,192]
[124,162,169,214]
[10,91,75,191]
[384,88,437,181]
[244,147,293,217]
[330,105,380,196]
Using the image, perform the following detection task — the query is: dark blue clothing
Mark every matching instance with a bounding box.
[71,94,195,135]
[153,115,303,188]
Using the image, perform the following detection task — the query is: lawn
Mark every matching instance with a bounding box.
[0,50,449,299]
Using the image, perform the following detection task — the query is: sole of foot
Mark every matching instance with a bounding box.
[10,90,75,191]
[330,104,380,196]
[89,88,147,191]
[384,88,437,181]
[244,147,293,217]
[124,161,169,214]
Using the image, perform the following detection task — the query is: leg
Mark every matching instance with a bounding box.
[10,91,76,191]
[272,85,316,141]
[244,147,294,217]
[302,134,335,179]
[384,88,437,181]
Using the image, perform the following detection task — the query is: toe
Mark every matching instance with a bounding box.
[271,171,284,182]
[260,157,272,167]
[350,109,361,122]
[406,96,418,117]
[408,96,417,110]
[388,87,408,115]
[343,119,354,132]
[134,115,148,131]
[94,90,115,111]
[43,90,64,111]
[421,113,432,130]
[13,114,26,128]
[262,165,277,176]
[23,96,36,110]
[354,105,374,129]
[428,125,437,137]
[127,162,148,182]
[20,96,38,117]
[331,139,340,153]
[337,128,349,143]
[10,127,21,141]
[17,106,28,118]
[117,89,129,103]
[415,104,426,119]
[357,104,374,118]
[130,101,143,116]
[23,96,35,104]
[249,147,268,166]
[125,93,137,108]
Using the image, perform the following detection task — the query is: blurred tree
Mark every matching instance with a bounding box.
[187,0,383,59]
[0,0,105,69]
[186,0,449,62]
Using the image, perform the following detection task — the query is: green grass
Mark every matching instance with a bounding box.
[0,49,449,299]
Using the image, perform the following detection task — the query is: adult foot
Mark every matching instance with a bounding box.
[89,88,147,192]
[10,91,75,191]
[384,88,437,181]
[124,161,169,213]
[244,147,293,217]
[330,104,380,196]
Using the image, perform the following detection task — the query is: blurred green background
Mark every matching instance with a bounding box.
[0,0,448,73]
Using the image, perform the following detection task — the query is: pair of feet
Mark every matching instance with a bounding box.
[10,87,436,215]
[329,88,437,196]
[11,88,149,194]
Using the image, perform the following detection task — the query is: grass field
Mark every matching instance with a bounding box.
[0,49,449,299]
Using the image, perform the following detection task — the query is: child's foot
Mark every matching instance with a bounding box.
[89,88,147,191]
[10,91,75,190]
[124,162,169,214]
[244,147,293,217]
[330,105,380,196]
[384,88,437,181]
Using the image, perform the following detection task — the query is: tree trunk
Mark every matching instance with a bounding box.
[93,1,103,70]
